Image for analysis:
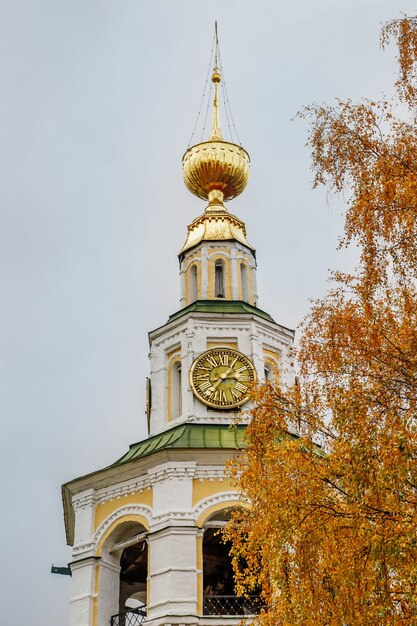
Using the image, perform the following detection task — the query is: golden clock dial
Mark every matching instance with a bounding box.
[190,348,257,409]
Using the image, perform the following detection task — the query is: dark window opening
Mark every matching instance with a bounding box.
[202,510,261,616]
[190,264,198,302]
[215,261,225,298]
[119,540,148,615]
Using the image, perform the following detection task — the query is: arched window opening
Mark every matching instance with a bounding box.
[240,263,250,302]
[171,361,182,419]
[202,509,260,617]
[264,363,274,382]
[189,264,198,302]
[103,521,148,626]
[215,260,225,298]
[119,539,148,617]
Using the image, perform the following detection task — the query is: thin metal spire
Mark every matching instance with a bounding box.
[214,20,219,67]
[210,21,223,140]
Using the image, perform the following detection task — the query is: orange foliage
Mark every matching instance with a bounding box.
[224,15,417,625]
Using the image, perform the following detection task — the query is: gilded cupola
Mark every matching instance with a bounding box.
[180,24,253,256]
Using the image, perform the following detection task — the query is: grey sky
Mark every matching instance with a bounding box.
[0,1,409,623]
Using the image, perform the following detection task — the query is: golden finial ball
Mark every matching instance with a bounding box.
[212,68,221,84]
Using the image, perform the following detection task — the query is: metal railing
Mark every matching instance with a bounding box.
[204,594,261,616]
[110,608,146,626]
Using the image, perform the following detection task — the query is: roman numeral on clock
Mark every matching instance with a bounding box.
[218,353,228,366]
[235,381,248,393]
[206,355,218,368]
[199,380,213,392]
[195,373,210,380]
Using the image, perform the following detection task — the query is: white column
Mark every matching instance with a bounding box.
[69,489,98,626]
[230,247,239,299]
[147,462,197,619]
[72,489,96,555]
[147,526,198,620]
[69,557,99,626]
[200,245,208,299]
[250,320,265,380]
[251,264,258,306]
[179,260,187,308]
[97,556,121,626]
[182,319,195,419]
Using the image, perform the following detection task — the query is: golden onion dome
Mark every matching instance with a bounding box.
[182,60,249,206]
[182,140,249,202]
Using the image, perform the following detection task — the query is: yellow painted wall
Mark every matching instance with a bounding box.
[95,489,153,531]
[192,478,235,507]
[206,340,238,349]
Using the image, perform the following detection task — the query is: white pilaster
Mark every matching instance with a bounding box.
[200,245,208,299]
[230,248,239,299]
[97,556,121,626]
[147,526,199,620]
[69,557,99,626]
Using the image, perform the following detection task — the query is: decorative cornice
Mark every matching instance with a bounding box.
[150,511,196,532]
[148,462,197,485]
[72,540,96,557]
[96,481,151,505]
[72,488,97,511]
[194,467,228,481]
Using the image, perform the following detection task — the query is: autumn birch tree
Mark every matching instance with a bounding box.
[225,15,417,626]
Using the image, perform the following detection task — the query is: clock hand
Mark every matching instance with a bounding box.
[212,366,236,389]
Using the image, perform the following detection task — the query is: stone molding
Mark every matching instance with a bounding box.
[72,540,96,557]
[148,461,197,485]
[94,504,153,548]
[148,525,199,540]
[151,512,196,532]
[193,491,241,522]
[193,467,227,481]
[193,323,250,333]
[72,488,97,511]
[95,476,151,505]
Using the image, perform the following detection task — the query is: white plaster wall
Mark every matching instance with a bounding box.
[149,462,195,517]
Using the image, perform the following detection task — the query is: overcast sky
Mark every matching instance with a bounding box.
[0,1,411,623]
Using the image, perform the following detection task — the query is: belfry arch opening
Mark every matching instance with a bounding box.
[202,507,259,616]
[119,534,148,614]
[240,262,250,302]
[189,264,198,302]
[100,520,148,624]
[203,509,235,614]
[214,260,225,298]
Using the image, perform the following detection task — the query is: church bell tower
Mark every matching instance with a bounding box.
[62,30,294,626]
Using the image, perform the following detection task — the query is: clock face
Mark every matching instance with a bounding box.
[190,348,257,409]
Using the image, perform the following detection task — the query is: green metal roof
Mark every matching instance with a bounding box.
[167,300,276,324]
[112,423,247,467]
